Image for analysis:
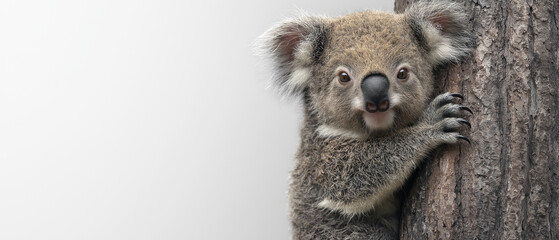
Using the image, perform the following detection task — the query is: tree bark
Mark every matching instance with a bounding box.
[395,0,559,239]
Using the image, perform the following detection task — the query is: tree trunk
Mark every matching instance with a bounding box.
[395,0,559,239]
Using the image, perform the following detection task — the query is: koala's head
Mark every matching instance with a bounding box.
[259,1,471,137]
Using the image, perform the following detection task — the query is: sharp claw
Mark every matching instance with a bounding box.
[458,118,471,128]
[456,135,471,144]
[449,93,464,100]
[459,106,473,115]
[439,93,464,107]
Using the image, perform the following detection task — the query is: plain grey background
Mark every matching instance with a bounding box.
[0,0,393,239]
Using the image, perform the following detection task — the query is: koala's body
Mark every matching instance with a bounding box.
[260,1,473,239]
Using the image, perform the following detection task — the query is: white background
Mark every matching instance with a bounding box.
[0,0,393,239]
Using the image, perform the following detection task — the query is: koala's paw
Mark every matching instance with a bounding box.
[433,117,471,144]
[421,92,472,124]
[421,92,473,144]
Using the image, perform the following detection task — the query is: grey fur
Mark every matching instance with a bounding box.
[259,1,473,239]
[257,16,328,96]
[405,0,473,64]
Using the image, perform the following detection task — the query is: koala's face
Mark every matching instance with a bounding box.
[310,12,433,135]
[261,2,470,137]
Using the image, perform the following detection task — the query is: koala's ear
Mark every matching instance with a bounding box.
[257,16,328,96]
[405,1,472,65]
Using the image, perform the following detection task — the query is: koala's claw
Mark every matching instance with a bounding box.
[459,106,473,115]
[442,117,470,132]
[449,93,464,100]
[442,105,473,118]
[435,92,463,107]
[456,135,471,144]
[457,118,471,128]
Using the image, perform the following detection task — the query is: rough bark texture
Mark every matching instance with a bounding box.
[395,0,559,239]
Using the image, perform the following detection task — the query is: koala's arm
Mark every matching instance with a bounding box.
[298,93,471,214]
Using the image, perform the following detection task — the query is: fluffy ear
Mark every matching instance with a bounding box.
[405,0,473,65]
[257,16,328,96]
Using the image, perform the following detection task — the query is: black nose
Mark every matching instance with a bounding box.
[361,74,390,113]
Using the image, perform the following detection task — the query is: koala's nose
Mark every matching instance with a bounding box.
[361,74,390,113]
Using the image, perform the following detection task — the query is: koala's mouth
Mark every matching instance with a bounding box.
[362,110,395,130]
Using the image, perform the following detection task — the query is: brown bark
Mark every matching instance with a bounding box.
[395,0,559,239]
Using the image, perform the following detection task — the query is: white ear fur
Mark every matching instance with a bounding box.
[256,16,327,96]
[405,0,472,65]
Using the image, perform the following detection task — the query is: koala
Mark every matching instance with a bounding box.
[259,1,473,239]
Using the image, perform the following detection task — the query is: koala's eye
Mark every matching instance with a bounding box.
[338,71,351,83]
[397,68,409,81]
